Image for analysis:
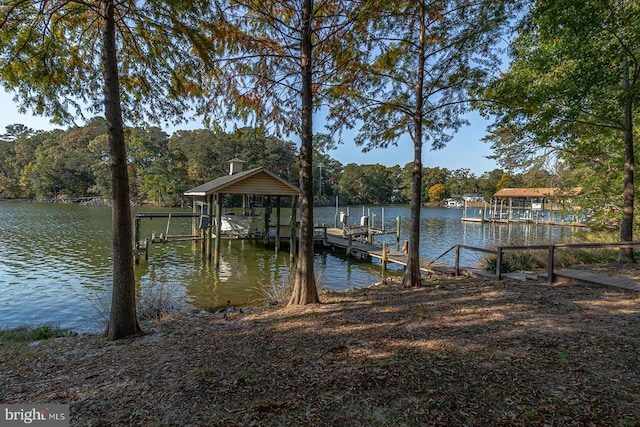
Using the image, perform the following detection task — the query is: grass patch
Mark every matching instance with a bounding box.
[252,272,294,306]
[251,269,324,306]
[0,324,72,344]
[136,281,188,321]
[87,281,188,327]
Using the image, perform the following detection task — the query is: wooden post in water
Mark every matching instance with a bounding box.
[382,242,388,270]
[396,216,401,249]
[290,195,298,266]
[134,216,141,264]
[264,196,271,245]
[275,196,281,253]
[214,194,222,269]
[208,195,214,258]
[192,202,196,238]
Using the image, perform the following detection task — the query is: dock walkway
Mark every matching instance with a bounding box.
[324,228,455,275]
[323,228,640,292]
[540,269,640,291]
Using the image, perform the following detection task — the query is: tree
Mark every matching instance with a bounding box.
[168,129,228,186]
[337,163,395,204]
[422,167,450,202]
[446,168,477,197]
[229,127,299,183]
[481,0,640,263]
[203,0,358,304]
[29,121,107,198]
[428,183,446,203]
[0,124,37,197]
[0,1,212,339]
[331,1,511,286]
[477,168,505,201]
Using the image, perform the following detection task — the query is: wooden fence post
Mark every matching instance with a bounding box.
[547,245,555,285]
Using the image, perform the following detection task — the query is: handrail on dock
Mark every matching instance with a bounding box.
[442,241,640,285]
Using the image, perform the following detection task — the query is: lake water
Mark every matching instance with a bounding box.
[0,201,582,332]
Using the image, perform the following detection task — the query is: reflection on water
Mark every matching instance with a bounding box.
[0,202,582,331]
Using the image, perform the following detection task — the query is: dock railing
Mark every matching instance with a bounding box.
[431,241,640,285]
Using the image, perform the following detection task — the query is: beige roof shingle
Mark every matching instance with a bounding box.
[493,187,582,198]
[184,167,300,197]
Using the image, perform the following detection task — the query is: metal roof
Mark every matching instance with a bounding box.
[493,187,582,198]
[184,167,300,197]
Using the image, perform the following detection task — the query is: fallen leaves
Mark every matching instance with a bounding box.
[1,275,639,426]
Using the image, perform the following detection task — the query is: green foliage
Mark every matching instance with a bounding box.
[0,0,213,127]
[0,123,300,205]
[337,163,399,204]
[479,0,640,244]
[0,324,71,344]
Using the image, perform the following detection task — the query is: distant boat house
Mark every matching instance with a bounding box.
[462,187,584,225]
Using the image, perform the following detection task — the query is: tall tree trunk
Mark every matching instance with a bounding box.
[619,73,635,264]
[289,0,319,305]
[102,0,142,339]
[402,135,423,287]
[402,5,427,288]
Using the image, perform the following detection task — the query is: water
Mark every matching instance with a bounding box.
[0,201,581,332]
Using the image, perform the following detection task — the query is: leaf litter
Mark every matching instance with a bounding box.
[1,272,638,426]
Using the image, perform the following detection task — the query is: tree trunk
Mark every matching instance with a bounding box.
[402,5,426,288]
[102,0,142,339]
[401,137,423,287]
[619,57,635,264]
[289,0,319,305]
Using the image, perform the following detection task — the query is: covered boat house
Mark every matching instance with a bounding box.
[462,187,585,226]
[184,159,301,268]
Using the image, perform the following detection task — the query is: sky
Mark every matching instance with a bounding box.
[0,90,500,176]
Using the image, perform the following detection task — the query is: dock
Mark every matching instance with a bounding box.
[322,229,640,292]
[323,228,455,275]
[460,198,586,227]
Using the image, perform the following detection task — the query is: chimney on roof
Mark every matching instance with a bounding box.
[228,158,245,175]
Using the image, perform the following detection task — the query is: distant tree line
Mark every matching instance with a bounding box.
[1,120,557,207]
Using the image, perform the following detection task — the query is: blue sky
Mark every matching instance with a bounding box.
[0,90,499,175]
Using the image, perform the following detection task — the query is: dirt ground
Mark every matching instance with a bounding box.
[1,270,639,426]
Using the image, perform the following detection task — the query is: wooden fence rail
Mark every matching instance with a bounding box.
[438,241,640,285]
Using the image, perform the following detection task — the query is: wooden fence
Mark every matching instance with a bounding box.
[429,241,640,285]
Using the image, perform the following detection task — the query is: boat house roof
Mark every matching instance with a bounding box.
[493,187,582,198]
[184,167,300,197]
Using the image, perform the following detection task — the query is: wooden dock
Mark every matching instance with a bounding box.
[539,269,640,291]
[323,228,640,292]
[324,228,455,275]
